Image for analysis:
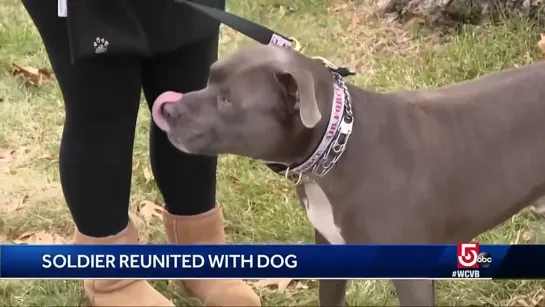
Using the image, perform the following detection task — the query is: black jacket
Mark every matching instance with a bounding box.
[67,0,225,60]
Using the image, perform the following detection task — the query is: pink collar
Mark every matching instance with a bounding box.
[267,74,354,182]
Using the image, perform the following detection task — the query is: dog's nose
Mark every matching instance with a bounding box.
[152,91,183,132]
[161,103,177,119]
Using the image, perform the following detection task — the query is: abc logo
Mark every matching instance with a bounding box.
[476,252,492,268]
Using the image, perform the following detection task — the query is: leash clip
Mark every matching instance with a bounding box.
[312,56,355,78]
[288,36,302,52]
[284,167,303,185]
[288,36,355,77]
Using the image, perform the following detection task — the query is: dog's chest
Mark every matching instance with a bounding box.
[301,181,345,244]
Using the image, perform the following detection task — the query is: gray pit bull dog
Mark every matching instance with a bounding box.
[151,44,545,306]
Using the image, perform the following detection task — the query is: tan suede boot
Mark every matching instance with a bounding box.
[163,206,261,306]
[74,222,174,306]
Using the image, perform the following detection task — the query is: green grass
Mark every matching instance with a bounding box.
[1,0,545,305]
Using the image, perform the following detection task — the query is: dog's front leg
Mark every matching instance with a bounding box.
[392,280,435,306]
[314,229,347,306]
[296,184,347,306]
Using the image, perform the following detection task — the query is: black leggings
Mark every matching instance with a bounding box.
[23,1,218,237]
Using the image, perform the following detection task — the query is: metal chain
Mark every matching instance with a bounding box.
[311,72,354,177]
[280,39,355,181]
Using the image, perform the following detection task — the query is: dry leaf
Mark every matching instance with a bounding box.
[143,166,154,182]
[137,201,163,223]
[14,231,68,244]
[509,291,545,307]
[295,282,309,290]
[521,229,536,242]
[11,61,53,87]
[538,33,545,55]
[1,195,27,214]
[0,148,15,164]
[38,154,58,164]
[252,279,294,293]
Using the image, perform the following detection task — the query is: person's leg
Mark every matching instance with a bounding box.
[21,1,172,306]
[142,37,218,216]
[141,37,261,306]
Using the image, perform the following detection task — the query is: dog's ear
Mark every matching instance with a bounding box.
[273,69,322,128]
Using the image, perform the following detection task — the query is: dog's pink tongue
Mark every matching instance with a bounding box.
[152,91,183,132]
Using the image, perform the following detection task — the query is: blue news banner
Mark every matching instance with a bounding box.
[0,244,542,279]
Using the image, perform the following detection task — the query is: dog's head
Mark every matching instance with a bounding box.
[152,45,333,164]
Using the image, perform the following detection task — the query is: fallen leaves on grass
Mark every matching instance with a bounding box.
[327,0,349,12]
[0,195,27,214]
[132,161,141,171]
[251,279,295,293]
[14,231,68,244]
[514,228,537,244]
[522,229,536,243]
[508,288,545,306]
[38,153,58,164]
[137,200,163,223]
[538,33,545,56]
[0,147,15,164]
[11,61,53,87]
[143,166,154,183]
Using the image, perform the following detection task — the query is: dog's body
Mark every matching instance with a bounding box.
[152,45,545,306]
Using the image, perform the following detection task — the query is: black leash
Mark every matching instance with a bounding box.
[177,0,292,46]
[176,0,355,77]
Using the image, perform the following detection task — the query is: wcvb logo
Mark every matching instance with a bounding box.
[456,242,492,269]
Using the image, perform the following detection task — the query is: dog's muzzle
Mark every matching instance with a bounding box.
[152,91,183,132]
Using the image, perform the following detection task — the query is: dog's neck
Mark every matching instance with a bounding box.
[267,61,355,182]
[313,84,416,196]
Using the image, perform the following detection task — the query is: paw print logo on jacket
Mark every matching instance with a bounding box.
[93,37,109,54]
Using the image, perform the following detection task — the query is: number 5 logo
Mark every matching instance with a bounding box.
[457,242,479,268]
